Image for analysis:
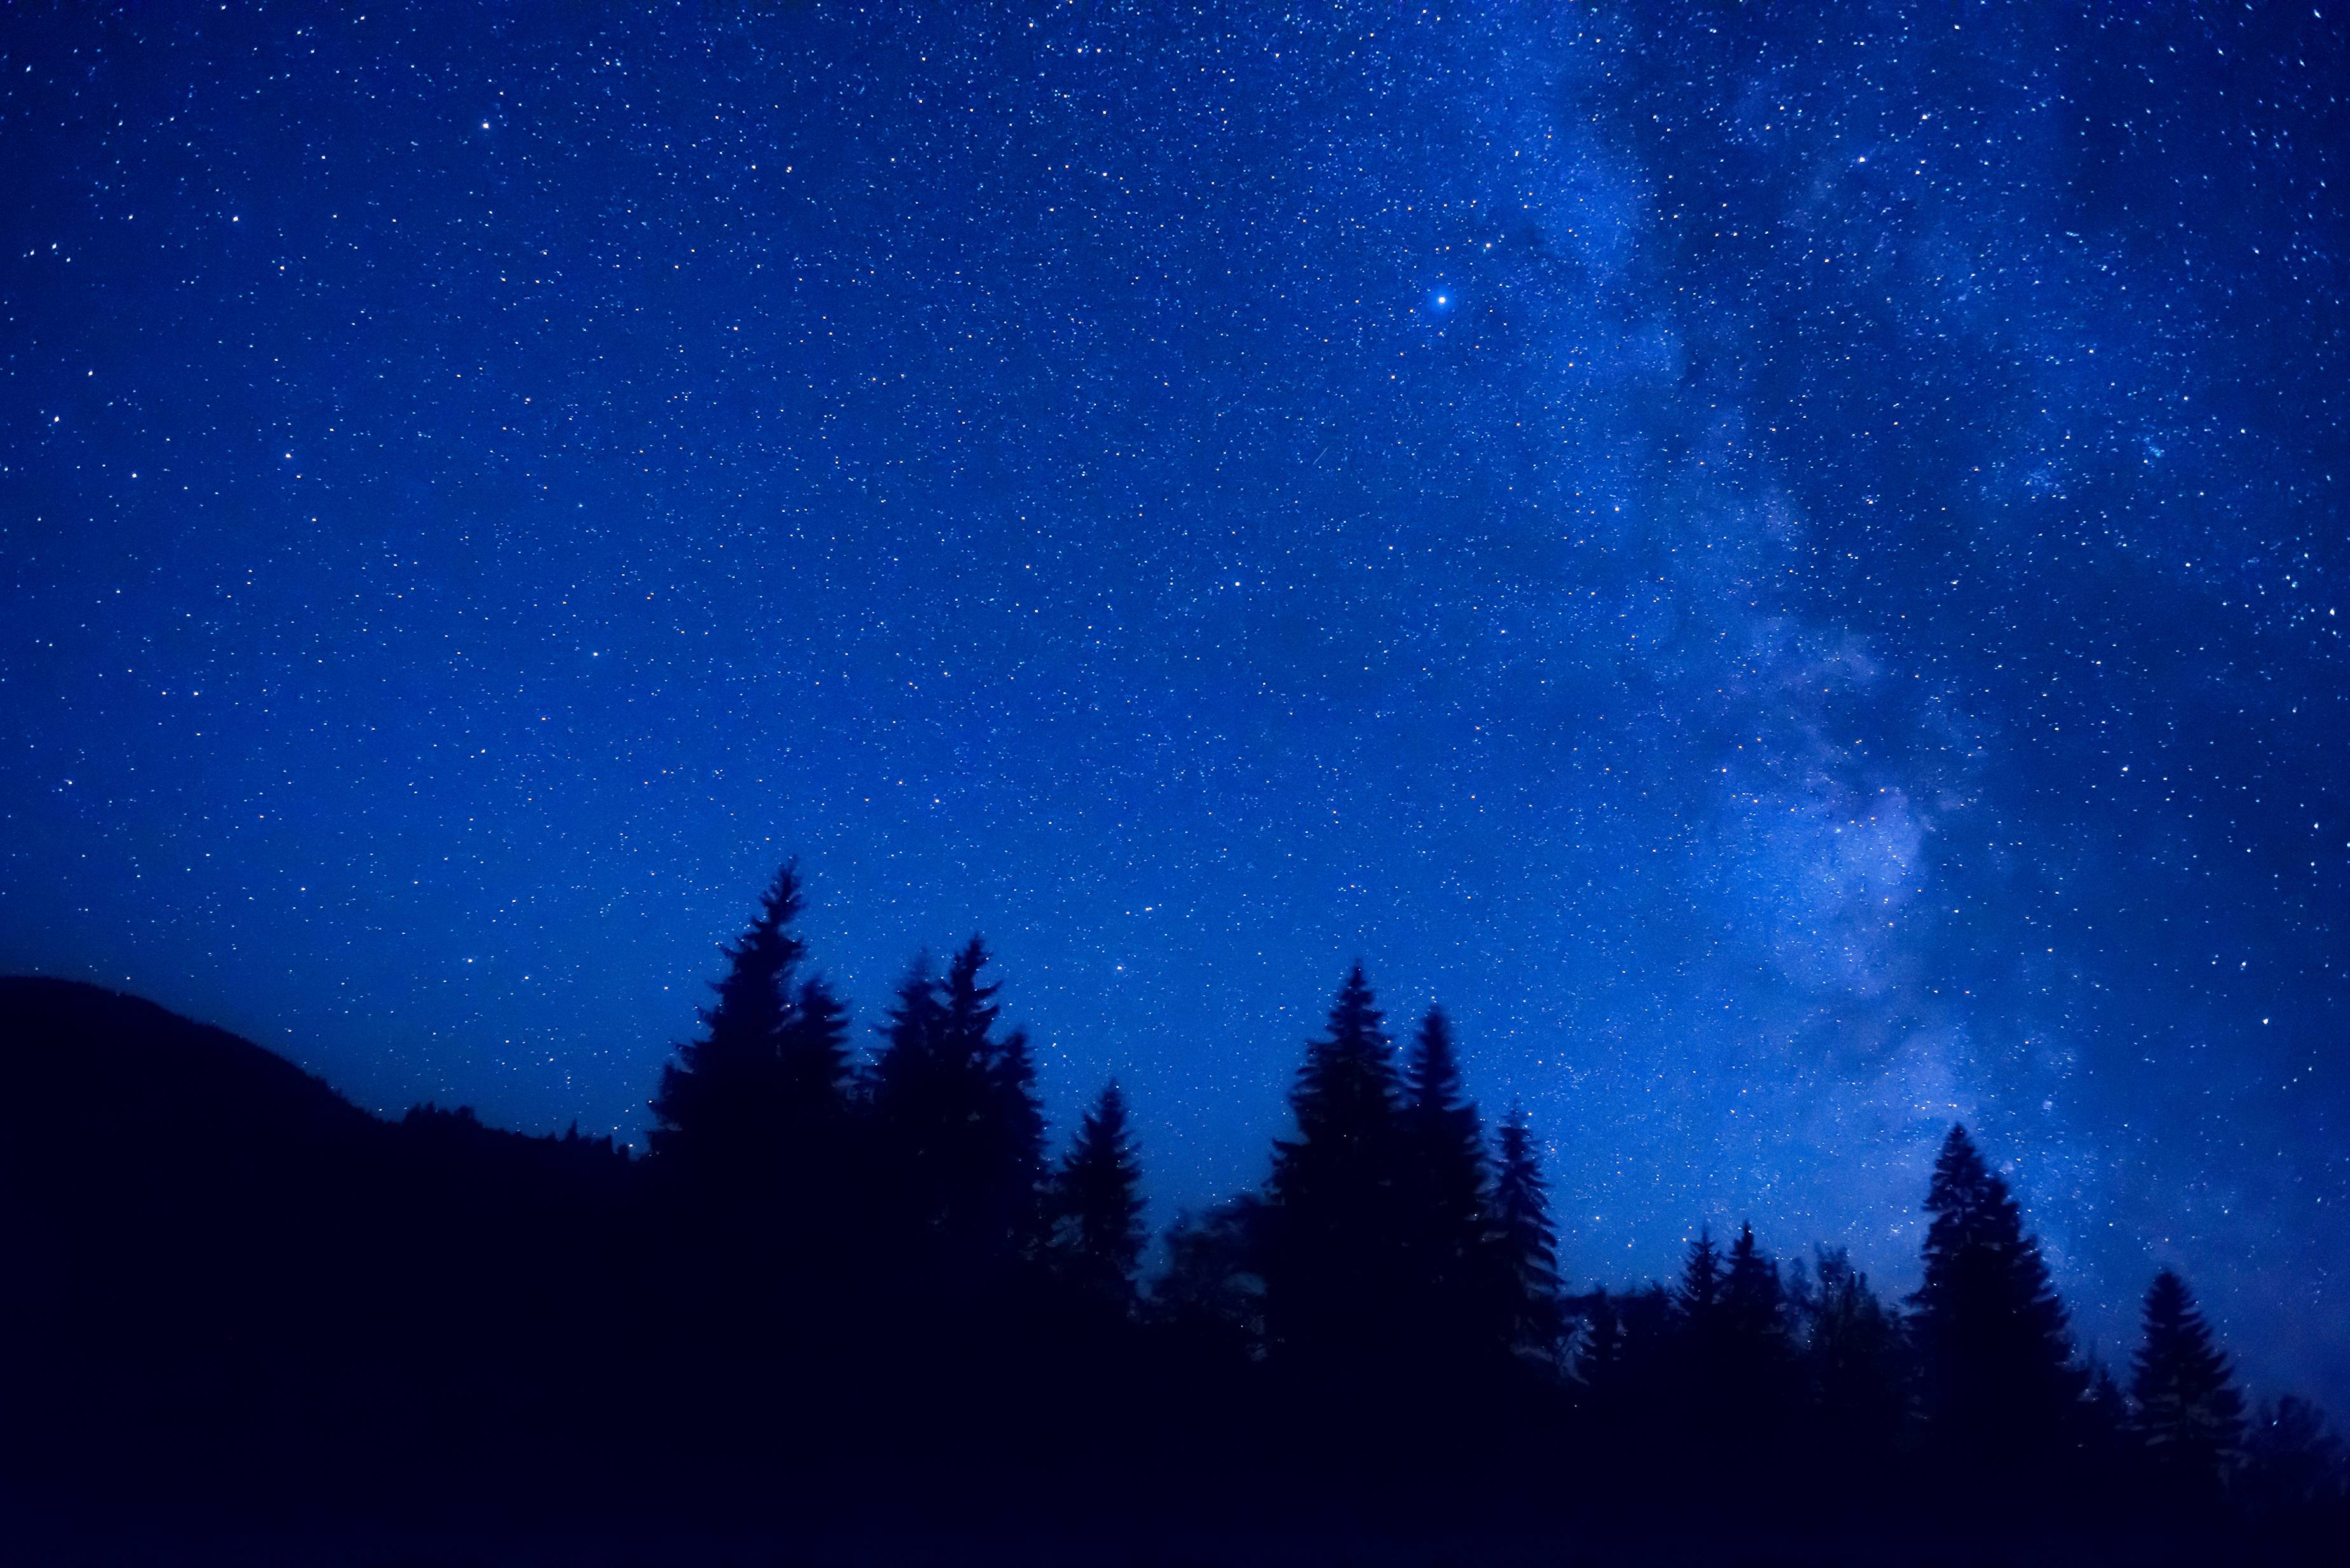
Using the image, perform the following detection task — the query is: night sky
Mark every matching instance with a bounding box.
[4,3,2346,1411]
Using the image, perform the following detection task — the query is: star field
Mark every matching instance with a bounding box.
[3,3,2346,1411]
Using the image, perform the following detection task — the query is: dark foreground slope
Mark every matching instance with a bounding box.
[1,977,2340,1567]
[0,981,1261,1565]
[0,978,659,1555]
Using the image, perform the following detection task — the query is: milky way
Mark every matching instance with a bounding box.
[4,4,2344,1410]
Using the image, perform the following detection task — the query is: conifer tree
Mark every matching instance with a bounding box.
[1574,1290,1628,1397]
[1909,1124,2083,1461]
[1672,1224,1734,1428]
[768,971,856,1256]
[2076,1358,2136,1487]
[1794,1247,1906,1455]
[869,937,1044,1277]
[1399,1006,1492,1348]
[1263,965,1407,1364]
[2131,1267,2244,1487]
[781,974,852,1120]
[950,935,1047,1261]
[1679,1226,1726,1329]
[1723,1223,1787,1348]
[648,863,807,1179]
[1719,1222,1795,1444]
[1490,1102,1562,1365]
[1049,1082,1146,1309]
[869,952,955,1253]
[642,864,856,1369]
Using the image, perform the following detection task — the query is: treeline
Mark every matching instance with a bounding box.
[1,865,2344,1564]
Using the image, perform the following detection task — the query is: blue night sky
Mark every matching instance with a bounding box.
[4,4,2345,1411]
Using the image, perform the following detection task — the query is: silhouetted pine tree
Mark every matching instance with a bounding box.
[1670,1224,1735,1433]
[1793,1247,1907,1457]
[767,970,857,1265]
[1679,1226,1726,1329]
[2131,1267,2244,1488]
[1909,1124,2083,1464]
[958,937,1047,1261]
[648,863,807,1176]
[868,937,1044,1280]
[781,974,852,1123]
[1263,965,1406,1367]
[1399,1006,1492,1354]
[1720,1222,1795,1444]
[1049,1082,1146,1310]
[1723,1223,1786,1350]
[1489,1102,1562,1366]
[2077,1358,2136,1492]
[1574,1290,1628,1399]
[868,953,955,1260]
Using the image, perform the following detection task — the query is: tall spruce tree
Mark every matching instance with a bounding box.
[648,863,808,1181]
[1909,1125,2083,1462]
[1399,1006,1492,1349]
[1049,1082,1146,1310]
[1794,1247,1906,1457]
[953,936,1047,1262]
[1679,1227,1726,1328]
[1575,1290,1628,1397]
[1490,1102,1562,1365]
[772,972,856,1256]
[2131,1267,2244,1487]
[1263,965,1407,1365]
[868,937,1044,1278]
[869,951,949,1242]
[1720,1222,1796,1443]
[1723,1223,1786,1346]
[781,974,852,1123]
[1674,1224,1734,1426]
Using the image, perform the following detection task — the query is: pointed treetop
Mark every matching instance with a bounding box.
[2133,1266,2244,1478]
[945,934,1003,1017]
[1491,1100,1562,1359]
[1405,1005,1467,1113]
[1724,1221,1787,1343]
[699,861,807,1031]
[1681,1226,1725,1320]
[1910,1122,2083,1444]
[1402,1004,1486,1207]
[648,859,838,1167]
[1051,1079,1148,1301]
[1327,963,1385,1041]
[1284,963,1399,1136]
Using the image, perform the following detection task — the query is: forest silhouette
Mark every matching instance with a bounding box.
[2,864,2343,1565]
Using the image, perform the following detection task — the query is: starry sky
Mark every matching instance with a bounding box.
[4,3,2345,1409]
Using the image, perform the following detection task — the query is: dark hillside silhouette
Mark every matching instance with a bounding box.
[4,877,2346,1565]
[0,977,643,1499]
